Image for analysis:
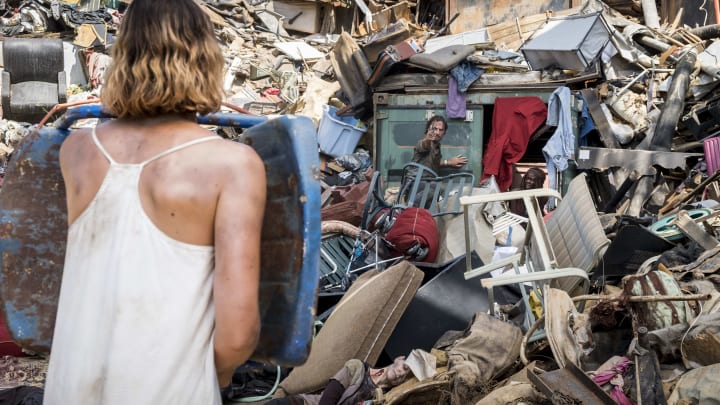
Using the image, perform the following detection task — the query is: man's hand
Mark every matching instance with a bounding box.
[448,155,468,168]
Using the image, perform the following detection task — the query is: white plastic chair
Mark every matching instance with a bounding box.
[460,173,610,333]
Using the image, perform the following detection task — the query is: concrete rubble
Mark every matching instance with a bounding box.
[3,0,720,403]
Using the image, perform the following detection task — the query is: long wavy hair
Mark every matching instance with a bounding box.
[102,0,224,118]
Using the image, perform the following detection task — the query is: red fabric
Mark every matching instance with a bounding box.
[384,208,438,263]
[262,88,280,97]
[0,310,24,357]
[481,97,548,191]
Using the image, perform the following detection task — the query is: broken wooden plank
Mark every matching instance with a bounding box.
[675,210,720,250]
[486,6,582,50]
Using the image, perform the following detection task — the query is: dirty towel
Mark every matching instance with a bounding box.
[405,349,436,381]
[445,76,466,119]
[545,286,594,369]
[445,312,522,383]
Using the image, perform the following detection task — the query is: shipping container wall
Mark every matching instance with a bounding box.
[373,91,560,187]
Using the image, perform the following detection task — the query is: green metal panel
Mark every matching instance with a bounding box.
[375,93,482,186]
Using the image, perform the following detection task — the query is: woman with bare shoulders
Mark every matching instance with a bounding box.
[43,0,265,403]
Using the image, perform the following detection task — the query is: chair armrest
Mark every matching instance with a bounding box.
[57,71,67,104]
[480,267,589,289]
[460,188,562,206]
[2,71,10,112]
[464,253,522,280]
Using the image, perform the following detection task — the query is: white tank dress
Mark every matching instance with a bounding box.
[44,128,223,404]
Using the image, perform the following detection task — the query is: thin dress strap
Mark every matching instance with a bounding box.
[91,127,117,165]
[139,136,220,167]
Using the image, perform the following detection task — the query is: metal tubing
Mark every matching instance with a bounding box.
[650,50,697,151]
[634,35,671,53]
[641,0,660,29]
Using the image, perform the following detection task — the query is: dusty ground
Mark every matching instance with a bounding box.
[0,355,47,390]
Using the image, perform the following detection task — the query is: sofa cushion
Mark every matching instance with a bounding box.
[10,81,59,113]
[407,45,475,72]
[279,260,423,394]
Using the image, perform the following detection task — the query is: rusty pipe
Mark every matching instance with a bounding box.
[38,98,102,128]
[572,293,711,303]
[673,24,720,41]
[321,220,361,238]
[634,34,671,53]
[38,100,255,129]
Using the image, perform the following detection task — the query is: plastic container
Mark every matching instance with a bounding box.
[317,104,367,157]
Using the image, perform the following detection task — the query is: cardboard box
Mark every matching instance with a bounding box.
[520,12,611,71]
[386,37,423,61]
[361,19,411,63]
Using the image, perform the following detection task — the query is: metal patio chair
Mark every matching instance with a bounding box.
[397,162,475,216]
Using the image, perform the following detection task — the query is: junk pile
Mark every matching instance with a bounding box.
[4,0,720,403]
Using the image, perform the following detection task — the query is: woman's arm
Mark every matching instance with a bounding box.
[212,143,266,387]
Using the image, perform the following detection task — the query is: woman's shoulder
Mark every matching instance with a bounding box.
[60,127,94,157]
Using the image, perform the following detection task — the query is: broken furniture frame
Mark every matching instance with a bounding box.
[460,187,567,334]
[320,232,357,291]
[326,162,476,292]
[361,162,475,235]
[397,162,475,216]
[461,173,610,336]
[318,171,400,295]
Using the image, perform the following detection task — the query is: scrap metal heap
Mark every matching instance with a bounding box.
[3,0,720,403]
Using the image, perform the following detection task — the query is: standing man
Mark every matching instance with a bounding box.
[412,115,467,173]
[43,0,265,403]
